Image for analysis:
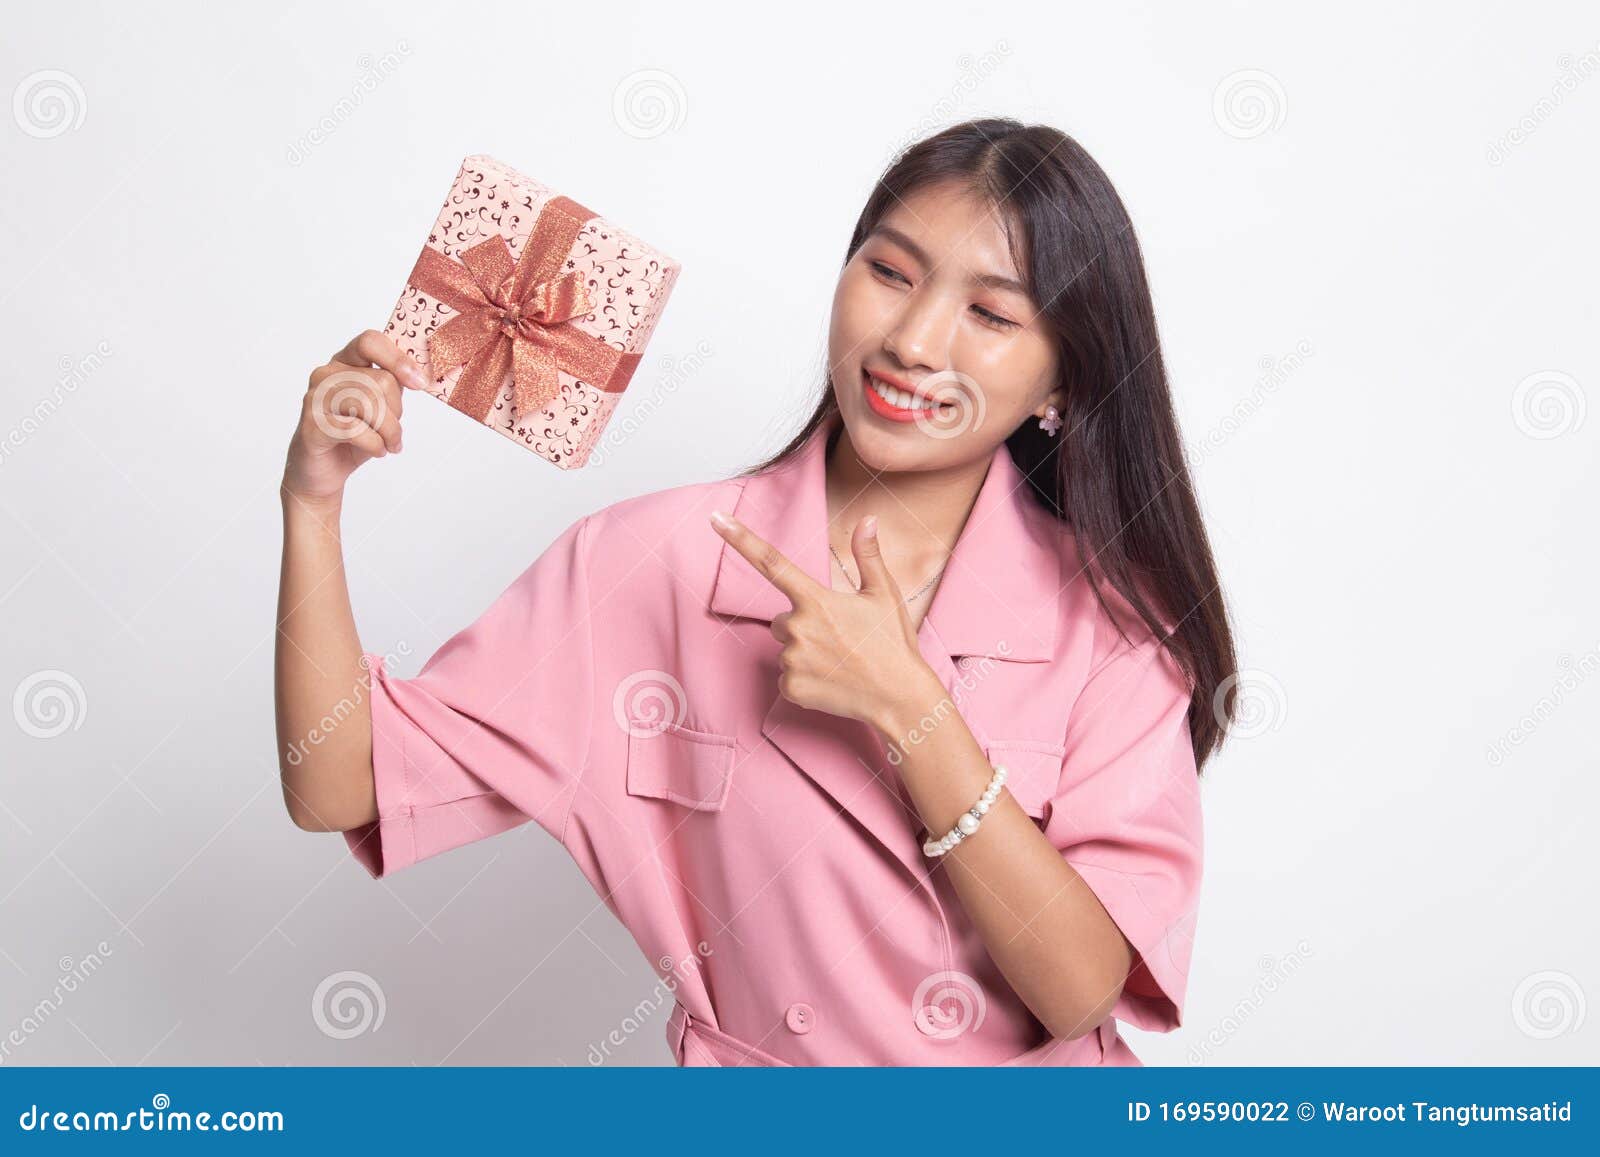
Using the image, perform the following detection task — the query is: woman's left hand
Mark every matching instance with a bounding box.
[709,509,939,733]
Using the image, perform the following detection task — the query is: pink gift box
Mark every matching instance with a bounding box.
[384,154,681,468]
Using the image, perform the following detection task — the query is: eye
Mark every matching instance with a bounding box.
[870,258,1018,329]
[972,304,1018,330]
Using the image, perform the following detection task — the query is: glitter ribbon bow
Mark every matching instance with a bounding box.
[404,195,638,422]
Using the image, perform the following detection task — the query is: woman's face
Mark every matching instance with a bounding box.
[827,178,1063,474]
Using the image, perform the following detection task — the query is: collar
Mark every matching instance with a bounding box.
[708,409,1062,663]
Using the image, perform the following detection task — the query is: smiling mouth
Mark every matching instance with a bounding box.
[862,368,957,421]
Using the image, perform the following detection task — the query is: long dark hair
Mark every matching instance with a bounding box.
[742,117,1238,770]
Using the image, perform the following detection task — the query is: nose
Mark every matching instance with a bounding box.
[881,283,959,374]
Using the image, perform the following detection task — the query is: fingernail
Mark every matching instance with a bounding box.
[864,515,878,538]
[404,365,427,388]
[710,510,735,531]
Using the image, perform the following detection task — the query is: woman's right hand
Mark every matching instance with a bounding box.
[283,330,431,508]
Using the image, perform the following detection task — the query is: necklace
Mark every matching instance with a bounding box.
[828,542,945,604]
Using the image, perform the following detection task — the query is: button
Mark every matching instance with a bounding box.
[784,1002,815,1034]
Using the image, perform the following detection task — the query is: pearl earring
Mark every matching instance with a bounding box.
[1038,405,1062,437]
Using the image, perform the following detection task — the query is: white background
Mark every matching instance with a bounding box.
[1,0,1595,1066]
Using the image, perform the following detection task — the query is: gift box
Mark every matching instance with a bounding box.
[384,154,681,468]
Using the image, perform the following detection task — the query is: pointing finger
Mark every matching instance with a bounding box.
[710,510,823,607]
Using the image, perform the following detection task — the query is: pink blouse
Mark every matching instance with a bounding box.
[344,410,1205,1066]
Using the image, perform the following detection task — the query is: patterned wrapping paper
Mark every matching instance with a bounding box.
[384,154,681,468]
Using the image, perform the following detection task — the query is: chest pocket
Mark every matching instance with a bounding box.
[626,721,738,812]
[981,738,1066,821]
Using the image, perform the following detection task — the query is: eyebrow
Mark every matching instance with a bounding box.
[866,224,1032,297]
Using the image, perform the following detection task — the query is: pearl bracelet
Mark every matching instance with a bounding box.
[922,764,1008,857]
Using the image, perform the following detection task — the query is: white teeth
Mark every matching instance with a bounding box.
[867,372,941,411]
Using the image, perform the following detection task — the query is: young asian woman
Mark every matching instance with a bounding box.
[276,117,1238,1066]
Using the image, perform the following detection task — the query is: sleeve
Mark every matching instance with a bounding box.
[1042,604,1205,1033]
[343,514,597,879]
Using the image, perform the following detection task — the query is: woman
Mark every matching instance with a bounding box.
[276,117,1238,1066]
